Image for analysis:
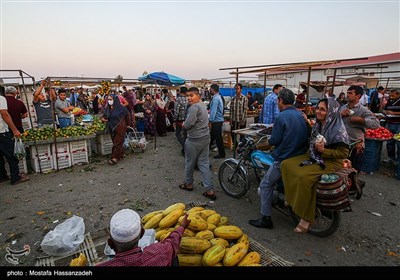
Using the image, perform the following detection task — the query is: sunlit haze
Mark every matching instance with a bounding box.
[1,0,399,81]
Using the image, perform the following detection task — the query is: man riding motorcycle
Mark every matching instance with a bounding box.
[248,88,309,229]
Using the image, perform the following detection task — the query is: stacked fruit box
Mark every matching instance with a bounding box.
[51,142,71,170]
[3,155,28,175]
[30,144,53,173]
[97,134,113,155]
[69,140,89,165]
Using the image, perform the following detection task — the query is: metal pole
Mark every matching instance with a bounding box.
[331,68,337,97]
[263,71,267,96]
[19,71,42,173]
[48,78,59,171]
[235,68,239,85]
[305,66,312,110]
[385,77,390,89]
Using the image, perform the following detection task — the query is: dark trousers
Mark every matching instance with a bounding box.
[349,148,364,173]
[210,122,225,157]
[386,123,400,160]
[0,132,21,183]
[175,122,186,150]
[230,121,246,143]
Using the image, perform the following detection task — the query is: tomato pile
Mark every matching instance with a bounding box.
[365,127,393,140]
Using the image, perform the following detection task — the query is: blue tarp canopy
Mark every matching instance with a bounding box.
[219,87,271,97]
[138,71,185,86]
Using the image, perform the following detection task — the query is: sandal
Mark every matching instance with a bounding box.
[108,158,118,165]
[202,191,217,201]
[178,183,193,191]
[294,224,308,234]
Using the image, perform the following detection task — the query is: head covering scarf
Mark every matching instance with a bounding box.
[103,94,129,134]
[301,97,349,169]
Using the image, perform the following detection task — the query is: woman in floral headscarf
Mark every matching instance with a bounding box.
[143,93,156,139]
[101,94,131,165]
[281,98,349,233]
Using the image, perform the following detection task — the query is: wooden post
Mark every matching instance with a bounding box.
[305,67,312,109]
[235,68,239,85]
[331,68,337,97]
[263,71,267,96]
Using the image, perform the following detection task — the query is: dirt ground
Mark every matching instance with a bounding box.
[0,133,399,268]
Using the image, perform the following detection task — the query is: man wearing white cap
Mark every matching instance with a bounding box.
[97,209,190,266]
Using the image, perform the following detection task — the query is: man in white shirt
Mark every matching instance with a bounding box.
[0,95,30,185]
[359,91,369,107]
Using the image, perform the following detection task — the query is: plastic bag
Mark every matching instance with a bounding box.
[40,215,85,256]
[14,138,26,160]
[165,116,171,127]
[123,135,130,149]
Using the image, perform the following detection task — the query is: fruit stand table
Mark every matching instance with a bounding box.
[231,124,273,158]
[362,127,395,174]
[23,134,97,173]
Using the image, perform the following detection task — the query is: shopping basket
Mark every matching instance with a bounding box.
[125,127,147,153]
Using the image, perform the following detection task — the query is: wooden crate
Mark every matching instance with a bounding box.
[223,131,233,149]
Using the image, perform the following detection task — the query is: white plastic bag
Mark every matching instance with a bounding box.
[40,215,85,256]
[165,116,171,127]
[14,138,26,160]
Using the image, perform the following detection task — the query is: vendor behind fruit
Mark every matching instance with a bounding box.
[54,88,75,128]
[33,79,57,127]
[97,209,191,267]
[382,88,400,164]
[339,85,380,172]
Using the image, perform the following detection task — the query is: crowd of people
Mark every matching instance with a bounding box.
[1,79,399,266]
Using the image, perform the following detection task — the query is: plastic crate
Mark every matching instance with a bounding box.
[71,151,89,165]
[53,152,72,170]
[98,142,113,155]
[51,142,70,155]
[69,139,89,164]
[361,139,383,174]
[98,134,112,145]
[69,140,87,153]
[31,155,53,173]
[96,134,113,155]
[3,156,28,175]
[30,144,51,158]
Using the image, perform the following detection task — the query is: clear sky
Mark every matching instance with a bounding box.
[1,0,399,81]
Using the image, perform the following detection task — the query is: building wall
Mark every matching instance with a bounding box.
[257,61,400,98]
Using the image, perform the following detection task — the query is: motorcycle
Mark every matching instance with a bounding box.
[218,134,363,237]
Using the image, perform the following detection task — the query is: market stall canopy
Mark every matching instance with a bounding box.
[300,81,345,93]
[138,71,185,86]
[344,75,379,88]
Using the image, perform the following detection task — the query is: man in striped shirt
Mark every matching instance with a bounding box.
[229,83,248,143]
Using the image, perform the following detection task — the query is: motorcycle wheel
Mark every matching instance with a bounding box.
[289,207,341,237]
[218,161,248,198]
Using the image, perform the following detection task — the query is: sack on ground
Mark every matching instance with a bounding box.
[315,171,352,212]
[40,215,85,256]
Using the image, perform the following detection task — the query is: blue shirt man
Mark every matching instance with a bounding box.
[249,88,309,229]
[260,84,282,124]
[69,89,79,107]
[209,84,226,158]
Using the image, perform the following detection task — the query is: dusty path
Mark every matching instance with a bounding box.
[0,133,399,267]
